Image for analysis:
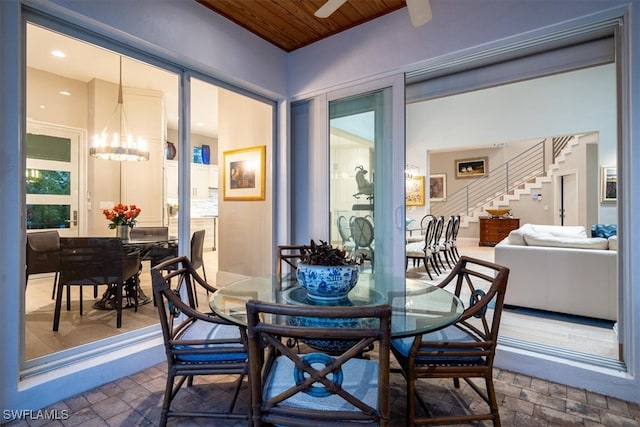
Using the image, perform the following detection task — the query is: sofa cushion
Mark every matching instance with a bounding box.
[508,223,587,245]
[608,235,618,251]
[522,233,609,250]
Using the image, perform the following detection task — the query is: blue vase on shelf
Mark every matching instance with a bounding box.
[201,144,211,165]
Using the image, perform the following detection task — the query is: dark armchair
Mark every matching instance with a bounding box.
[246,300,392,426]
[151,256,249,426]
[391,256,510,426]
[26,230,60,298]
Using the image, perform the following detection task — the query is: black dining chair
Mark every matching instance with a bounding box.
[405,215,437,279]
[246,300,392,426]
[53,237,141,331]
[428,215,446,274]
[391,256,510,426]
[26,230,61,298]
[155,230,206,305]
[151,255,249,426]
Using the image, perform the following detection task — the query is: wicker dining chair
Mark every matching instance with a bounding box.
[246,300,392,427]
[26,230,61,298]
[54,237,140,331]
[391,256,510,426]
[151,256,249,426]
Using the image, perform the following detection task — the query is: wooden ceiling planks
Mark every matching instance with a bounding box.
[196,0,406,51]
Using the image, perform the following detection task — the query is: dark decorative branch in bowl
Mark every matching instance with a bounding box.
[300,239,363,266]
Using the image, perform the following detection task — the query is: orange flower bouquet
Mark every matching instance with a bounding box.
[102,203,141,229]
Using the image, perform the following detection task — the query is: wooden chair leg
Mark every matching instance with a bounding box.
[424,257,434,280]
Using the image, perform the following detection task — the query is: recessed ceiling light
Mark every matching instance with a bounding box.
[51,50,66,58]
[59,90,71,96]
[39,105,46,109]
[197,122,204,127]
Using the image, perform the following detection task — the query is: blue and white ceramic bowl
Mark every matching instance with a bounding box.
[296,263,359,301]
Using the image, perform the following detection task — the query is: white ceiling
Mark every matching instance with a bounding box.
[26,24,219,138]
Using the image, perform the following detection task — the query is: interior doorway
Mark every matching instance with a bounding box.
[559,171,578,226]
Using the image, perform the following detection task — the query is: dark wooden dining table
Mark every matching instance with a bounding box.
[209,273,464,338]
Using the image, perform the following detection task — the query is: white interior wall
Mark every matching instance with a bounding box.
[217,88,273,277]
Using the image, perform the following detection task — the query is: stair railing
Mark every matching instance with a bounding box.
[431,140,546,219]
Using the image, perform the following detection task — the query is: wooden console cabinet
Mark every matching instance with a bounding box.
[479,217,520,246]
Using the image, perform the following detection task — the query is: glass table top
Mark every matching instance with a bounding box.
[210,273,464,338]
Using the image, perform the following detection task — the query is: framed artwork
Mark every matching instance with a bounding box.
[600,165,616,202]
[455,157,488,179]
[429,174,447,202]
[405,176,425,206]
[222,145,266,201]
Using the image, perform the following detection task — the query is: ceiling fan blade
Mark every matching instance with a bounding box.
[406,0,432,27]
[314,0,348,18]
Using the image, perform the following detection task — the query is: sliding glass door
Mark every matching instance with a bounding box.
[327,76,406,281]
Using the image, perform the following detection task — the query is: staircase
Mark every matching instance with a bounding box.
[431,135,583,227]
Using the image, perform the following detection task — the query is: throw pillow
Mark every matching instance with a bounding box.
[591,223,617,238]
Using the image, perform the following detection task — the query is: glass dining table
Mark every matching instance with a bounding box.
[210,273,464,338]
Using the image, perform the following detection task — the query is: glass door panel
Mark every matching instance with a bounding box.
[329,94,378,271]
[26,126,79,237]
[329,83,405,280]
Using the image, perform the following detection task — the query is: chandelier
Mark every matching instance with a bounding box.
[405,164,419,179]
[90,56,149,162]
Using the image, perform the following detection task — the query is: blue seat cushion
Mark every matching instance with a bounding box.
[264,354,379,411]
[392,325,483,364]
[591,224,617,238]
[173,319,247,362]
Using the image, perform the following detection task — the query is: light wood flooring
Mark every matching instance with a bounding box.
[24,244,619,361]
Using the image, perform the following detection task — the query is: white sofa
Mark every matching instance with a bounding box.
[494,224,617,321]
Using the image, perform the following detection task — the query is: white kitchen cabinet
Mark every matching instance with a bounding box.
[209,165,219,188]
[192,164,210,199]
[164,161,212,199]
[164,160,178,199]
[168,217,217,251]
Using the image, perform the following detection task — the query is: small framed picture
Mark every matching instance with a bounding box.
[405,176,425,206]
[600,166,616,202]
[455,157,488,179]
[222,145,266,201]
[429,174,446,202]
